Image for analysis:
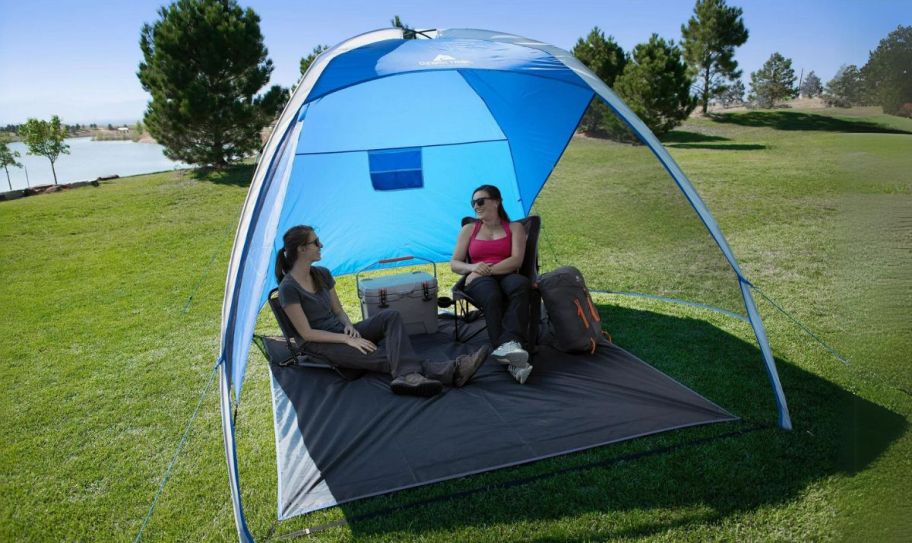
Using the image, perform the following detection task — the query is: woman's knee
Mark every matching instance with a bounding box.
[466,279,503,307]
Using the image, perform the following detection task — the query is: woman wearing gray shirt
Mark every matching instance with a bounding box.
[276,225,489,397]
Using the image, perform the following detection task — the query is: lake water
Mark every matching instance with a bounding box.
[2,137,187,191]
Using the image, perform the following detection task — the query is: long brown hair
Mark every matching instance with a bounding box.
[472,184,510,223]
[275,225,328,290]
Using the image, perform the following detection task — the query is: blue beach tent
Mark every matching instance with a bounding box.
[217,28,791,541]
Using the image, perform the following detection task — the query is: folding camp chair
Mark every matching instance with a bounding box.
[452,215,542,347]
[266,288,365,381]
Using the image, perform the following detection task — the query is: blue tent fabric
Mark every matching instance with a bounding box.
[217,28,792,542]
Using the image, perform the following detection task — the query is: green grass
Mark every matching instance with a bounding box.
[1,108,910,541]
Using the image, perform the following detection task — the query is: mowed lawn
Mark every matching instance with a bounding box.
[1,108,910,542]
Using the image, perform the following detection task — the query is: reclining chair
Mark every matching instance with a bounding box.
[451,215,542,348]
[266,283,364,381]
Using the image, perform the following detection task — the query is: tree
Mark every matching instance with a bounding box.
[19,116,70,185]
[571,27,627,134]
[720,79,745,106]
[300,44,329,76]
[861,25,912,115]
[799,70,823,98]
[681,0,749,114]
[614,35,696,137]
[138,0,279,168]
[391,15,416,39]
[256,85,290,122]
[0,137,23,190]
[749,52,797,108]
[824,64,865,107]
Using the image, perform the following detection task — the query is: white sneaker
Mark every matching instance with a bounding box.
[508,364,533,384]
[492,340,529,368]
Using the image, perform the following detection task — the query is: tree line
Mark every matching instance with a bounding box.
[4,0,909,176]
[571,1,911,139]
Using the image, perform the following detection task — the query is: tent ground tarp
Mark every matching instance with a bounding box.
[262,317,738,520]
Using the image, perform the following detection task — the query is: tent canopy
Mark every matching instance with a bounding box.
[217,28,791,542]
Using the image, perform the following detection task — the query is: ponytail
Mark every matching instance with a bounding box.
[274,247,290,283]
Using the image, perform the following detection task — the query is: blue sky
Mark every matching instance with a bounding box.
[0,0,908,124]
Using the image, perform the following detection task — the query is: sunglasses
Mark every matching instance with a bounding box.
[471,197,494,208]
[301,238,323,248]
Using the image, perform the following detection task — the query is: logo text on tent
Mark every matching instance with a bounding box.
[419,54,472,66]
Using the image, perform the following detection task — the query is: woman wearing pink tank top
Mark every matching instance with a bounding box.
[450,185,533,384]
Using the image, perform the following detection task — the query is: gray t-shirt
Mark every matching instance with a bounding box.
[278,267,345,334]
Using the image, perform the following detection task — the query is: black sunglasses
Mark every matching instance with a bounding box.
[301,238,322,248]
[471,197,494,208]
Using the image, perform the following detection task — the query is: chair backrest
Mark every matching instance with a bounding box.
[266,288,366,379]
[268,288,303,348]
[460,215,541,281]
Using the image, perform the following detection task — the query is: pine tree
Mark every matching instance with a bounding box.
[824,65,865,107]
[614,35,696,137]
[799,70,823,98]
[681,0,749,114]
[571,27,627,135]
[749,52,797,108]
[720,79,745,106]
[300,45,329,76]
[861,25,912,115]
[138,0,280,167]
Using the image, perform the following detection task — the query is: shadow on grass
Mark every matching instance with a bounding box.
[666,143,768,151]
[709,111,912,134]
[661,130,731,144]
[190,163,255,187]
[327,304,906,540]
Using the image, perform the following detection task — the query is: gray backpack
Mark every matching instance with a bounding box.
[538,266,612,354]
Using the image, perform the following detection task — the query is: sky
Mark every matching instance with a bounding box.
[0,0,908,125]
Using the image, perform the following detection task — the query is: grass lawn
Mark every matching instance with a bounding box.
[1,107,910,541]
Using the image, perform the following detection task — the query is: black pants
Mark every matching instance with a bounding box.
[302,309,455,384]
[464,273,531,348]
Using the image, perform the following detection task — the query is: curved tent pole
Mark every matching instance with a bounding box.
[220,26,794,541]
[217,28,406,543]
[437,29,791,429]
[218,360,254,542]
[551,46,791,429]
[584,85,792,430]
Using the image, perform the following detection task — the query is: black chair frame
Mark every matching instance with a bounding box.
[266,288,364,381]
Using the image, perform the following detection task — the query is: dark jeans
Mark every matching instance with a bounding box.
[464,273,531,348]
[302,309,455,384]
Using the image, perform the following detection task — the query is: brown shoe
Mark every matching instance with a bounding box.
[390,373,443,397]
[453,345,492,387]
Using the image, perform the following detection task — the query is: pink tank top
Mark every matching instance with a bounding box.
[467,221,512,265]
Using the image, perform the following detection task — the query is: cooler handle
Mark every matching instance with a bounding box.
[356,255,438,286]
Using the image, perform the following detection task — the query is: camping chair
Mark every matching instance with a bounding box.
[266,288,365,381]
[452,215,542,347]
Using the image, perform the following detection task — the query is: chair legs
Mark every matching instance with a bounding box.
[454,297,487,343]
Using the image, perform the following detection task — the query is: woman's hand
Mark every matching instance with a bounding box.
[343,324,360,338]
[345,336,377,354]
[473,262,493,276]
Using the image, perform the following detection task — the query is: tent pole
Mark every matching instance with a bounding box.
[739,280,792,430]
[219,361,255,542]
